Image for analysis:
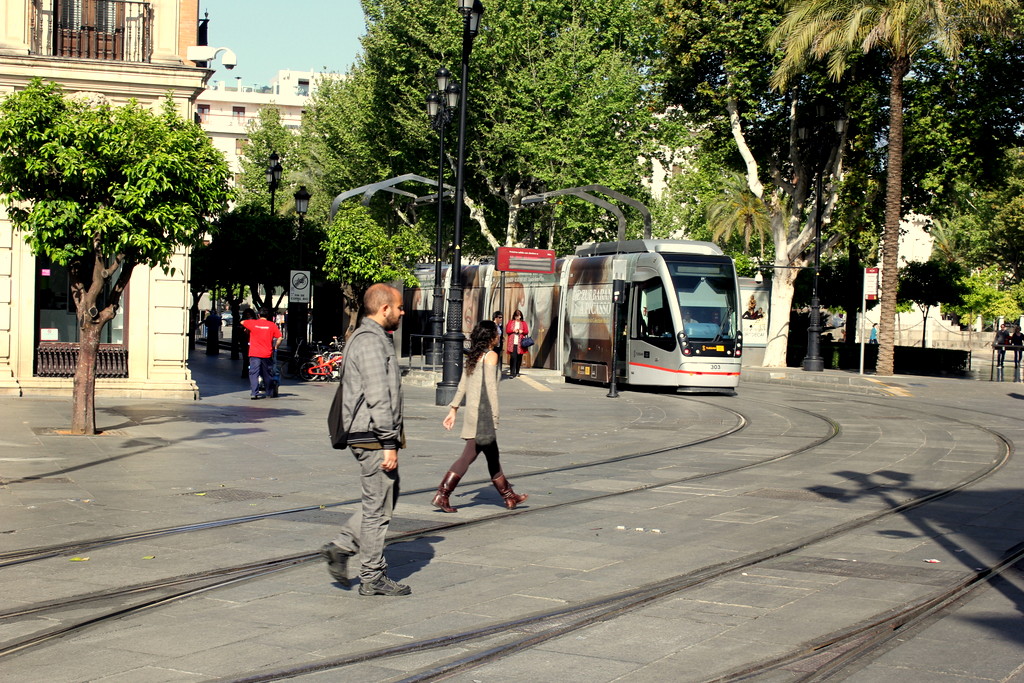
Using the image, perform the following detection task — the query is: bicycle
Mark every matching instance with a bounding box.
[298,337,345,382]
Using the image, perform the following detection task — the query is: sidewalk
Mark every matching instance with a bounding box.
[1,349,1023,682]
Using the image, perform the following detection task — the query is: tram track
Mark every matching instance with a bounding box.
[0,400,749,568]
[4,391,1010,682]
[0,399,834,662]
[222,398,1013,682]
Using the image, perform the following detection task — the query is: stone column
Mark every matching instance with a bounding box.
[150,0,184,66]
[0,0,30,56]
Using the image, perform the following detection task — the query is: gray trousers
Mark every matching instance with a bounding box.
[332,446,400,583]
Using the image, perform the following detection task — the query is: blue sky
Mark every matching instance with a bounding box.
[201,1,366,86]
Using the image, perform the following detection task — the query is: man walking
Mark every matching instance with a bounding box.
[241,308,282,399]
[321,284,411,596]
[994,323,1010,367]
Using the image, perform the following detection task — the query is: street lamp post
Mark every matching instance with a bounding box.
[800,113,844,372]
[266,151,282,214]
[802,165,825,372]
[426,68,460,368]
[288,186,311,349]
[437,0,484,406]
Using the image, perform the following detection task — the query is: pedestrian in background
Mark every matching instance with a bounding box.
[506,309,529,378]
[492,310,503,371]
[994,323,1009,366]
[1010,325,1023,367]
[320,283,411,597]
[203,308,221,356]
[241,309,282,400]
[869,323,878,344]
[432,320,527,513]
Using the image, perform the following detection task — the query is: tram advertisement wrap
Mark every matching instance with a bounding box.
[740,285,770,346]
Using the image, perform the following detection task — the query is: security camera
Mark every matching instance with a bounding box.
[220,49,237,70]
[186,46,238,70]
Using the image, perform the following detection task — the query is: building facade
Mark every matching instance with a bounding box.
[0,0,215,398]
[196,70,322,185]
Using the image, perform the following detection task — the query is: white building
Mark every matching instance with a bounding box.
[195,70,329,183]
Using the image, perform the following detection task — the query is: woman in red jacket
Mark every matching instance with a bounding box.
[506,309,529,378]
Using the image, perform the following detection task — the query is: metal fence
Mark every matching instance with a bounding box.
[36,343,129,378]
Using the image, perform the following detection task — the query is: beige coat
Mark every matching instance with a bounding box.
[449,358,500,440]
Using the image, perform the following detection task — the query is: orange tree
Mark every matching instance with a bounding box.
[0,79,231,434]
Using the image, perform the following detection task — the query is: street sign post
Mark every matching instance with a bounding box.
[860,267,880,375]
[290,270,311,304]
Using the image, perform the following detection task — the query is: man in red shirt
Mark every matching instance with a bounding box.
[241,309,283,399]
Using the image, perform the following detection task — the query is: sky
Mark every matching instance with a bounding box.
[200,1,366,87]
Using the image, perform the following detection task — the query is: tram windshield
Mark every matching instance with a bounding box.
[666,259,738,341]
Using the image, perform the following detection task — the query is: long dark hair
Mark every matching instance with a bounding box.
[465,320,499,374]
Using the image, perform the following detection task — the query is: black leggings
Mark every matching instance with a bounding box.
[449,438,502,478]
[509,349,523,376]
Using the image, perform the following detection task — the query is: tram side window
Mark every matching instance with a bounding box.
[636,281,676,351]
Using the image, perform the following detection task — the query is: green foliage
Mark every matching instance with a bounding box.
[898,260,967,311]
[706,172,770,257]
[303,0,660,254]
[235,106,300,213]
[0,78,232,433]
[197,206,302,310]
[322,204,430,298]
[946,265,1023,322]
[0,79,232,272]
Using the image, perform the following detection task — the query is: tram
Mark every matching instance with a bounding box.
[408,239,742,394]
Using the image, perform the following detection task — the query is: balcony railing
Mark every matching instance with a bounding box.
[32,0,152,63]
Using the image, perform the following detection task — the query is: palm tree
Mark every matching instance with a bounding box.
[770,0,1017,375]
[707,172,772,258]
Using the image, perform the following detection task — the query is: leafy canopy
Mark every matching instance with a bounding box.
[322,204,430,294]
[0,79,232,271]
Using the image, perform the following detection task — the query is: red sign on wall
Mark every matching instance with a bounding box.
[496,247,556,274]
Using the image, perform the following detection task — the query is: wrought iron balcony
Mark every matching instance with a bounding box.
[32,0,153,63]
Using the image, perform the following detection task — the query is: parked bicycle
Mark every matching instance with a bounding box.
[298,337,345,382]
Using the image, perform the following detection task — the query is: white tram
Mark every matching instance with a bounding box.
[408,239,742,394]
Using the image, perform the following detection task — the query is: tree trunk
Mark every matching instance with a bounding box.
[762,267,800,367]
[342,283,361,338]
[876,58,909,376]
[71,319,101,435]
[921,305,929,348]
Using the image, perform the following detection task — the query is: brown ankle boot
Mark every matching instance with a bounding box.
[491,474,528,509]
[432,471,461,513]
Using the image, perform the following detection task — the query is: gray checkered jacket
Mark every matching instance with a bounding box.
[341,318,404,449]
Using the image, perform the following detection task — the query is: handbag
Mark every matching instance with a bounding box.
[520,335,535,349]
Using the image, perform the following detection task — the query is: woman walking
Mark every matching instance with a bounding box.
[433,320,528,513]
[506,309,529,378]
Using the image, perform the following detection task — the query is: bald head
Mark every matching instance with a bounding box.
[364,283,404,332]
[364,284,399,315]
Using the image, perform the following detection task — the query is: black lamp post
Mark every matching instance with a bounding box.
[800,113,844,372]
[294,185,310,268]
[266,151,282,213]
[437,0,484,406]
[426,69,460,369]
[287,185,311,351]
